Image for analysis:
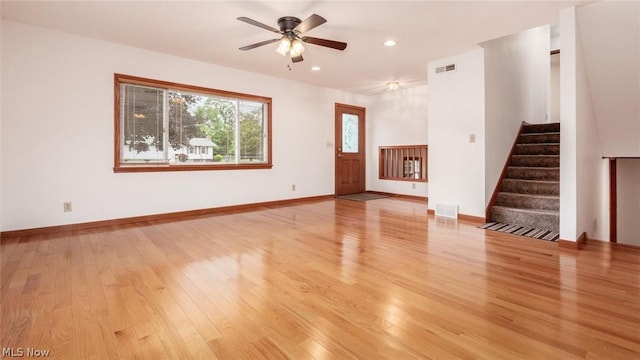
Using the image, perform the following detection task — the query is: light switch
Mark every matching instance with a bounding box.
[469,134,476,143]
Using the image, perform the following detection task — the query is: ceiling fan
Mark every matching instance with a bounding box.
[237,14,347,63]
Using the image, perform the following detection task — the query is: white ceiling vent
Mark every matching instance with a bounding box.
[435,63,456,74]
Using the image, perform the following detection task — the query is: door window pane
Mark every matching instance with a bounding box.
[342,114,359,153]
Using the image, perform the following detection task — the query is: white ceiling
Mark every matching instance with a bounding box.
[2,0,587,95]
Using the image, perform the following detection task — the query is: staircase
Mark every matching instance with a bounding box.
[490,123,560,233]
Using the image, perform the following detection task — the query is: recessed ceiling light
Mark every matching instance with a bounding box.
[311,66,321,71]
[384,40,397,47]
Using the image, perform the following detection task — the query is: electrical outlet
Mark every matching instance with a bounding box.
[292,184,296,191]
[63,202,72,212]
[412,183,416,189]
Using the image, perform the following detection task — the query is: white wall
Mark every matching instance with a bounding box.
[427,49,485,217]
[0,8,3,232]
[576,1,640,157]
[560,7,579,242]
[1,20,368,231]
[481,25,550,205]
[575,29,609,241]
[560,6,610,242]
[617,159,640,246]
[367,85,428,197]
[550,54,561,123]
[570,0,640,244]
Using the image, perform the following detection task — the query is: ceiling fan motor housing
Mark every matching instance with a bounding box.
[278,16,302,34]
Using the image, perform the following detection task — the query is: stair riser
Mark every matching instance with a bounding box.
[515,144,560,155]
[511,156,559,167]
[518,133,560,144]
[491,207,559,233]
[496,193,559,211]
[522,123,561,134]
[502,179,559,195]
[507,167,559,181]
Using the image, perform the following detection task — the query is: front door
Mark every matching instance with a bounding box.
[335,103,366,195]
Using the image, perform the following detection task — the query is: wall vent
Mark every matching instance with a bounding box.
[435,63,456,74]
[435,202,459,219]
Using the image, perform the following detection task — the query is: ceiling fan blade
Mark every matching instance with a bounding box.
[291,55,304,63]
[294,14,327,34]
[301,36,347,51]
[237,17,280,34]
[239,38,280,51]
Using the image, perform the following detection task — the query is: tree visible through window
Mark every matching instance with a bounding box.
[114,74,272,172]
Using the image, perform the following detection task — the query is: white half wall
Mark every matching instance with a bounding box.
[617,159,640,246]
[367,85,428,197]
[1,20,368,231]
[481,25,551,206]
[427,49,485,217]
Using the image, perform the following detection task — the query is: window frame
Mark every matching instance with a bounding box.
[114,73,273,173]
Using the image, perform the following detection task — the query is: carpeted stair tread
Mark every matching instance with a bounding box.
[518,132,560,144]
[492,205,559,215]
[506,167,560,181]
[496,192,559,210]
[491,206,559,232]
[501,178,559,195]
[522,123,560,133]
[511,155,559,167]
[515,143,560,155]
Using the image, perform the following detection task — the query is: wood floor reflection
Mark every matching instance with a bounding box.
[2,198,639,359]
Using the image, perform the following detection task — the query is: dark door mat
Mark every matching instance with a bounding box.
[336,193,389,202]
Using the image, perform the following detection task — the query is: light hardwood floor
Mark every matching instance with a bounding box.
[1,198,639,359]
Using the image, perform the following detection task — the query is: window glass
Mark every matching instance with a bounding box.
[115,74,271,172]
[121,85,165,163]
[342,114,359,153]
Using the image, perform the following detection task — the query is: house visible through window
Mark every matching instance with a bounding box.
[114,74,272,172]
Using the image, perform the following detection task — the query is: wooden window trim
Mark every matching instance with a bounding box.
[379,145,428,182]
[113,73,273,173]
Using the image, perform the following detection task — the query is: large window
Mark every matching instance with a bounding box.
[114,74,272,172]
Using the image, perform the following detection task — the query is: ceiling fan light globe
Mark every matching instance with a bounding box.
[275,38,291,56]
[289,40,305,57]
